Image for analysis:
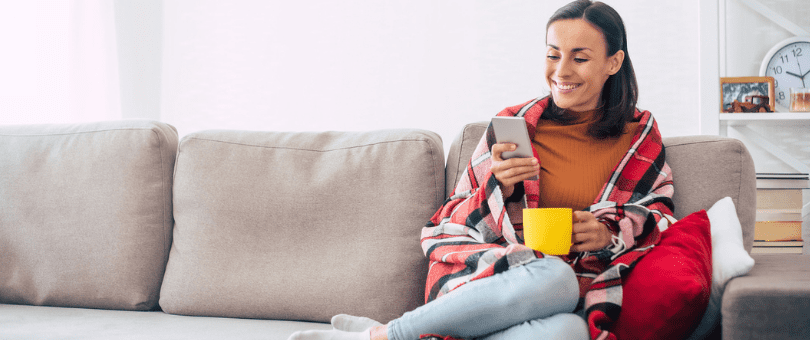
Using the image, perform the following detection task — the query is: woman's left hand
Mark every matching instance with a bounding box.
[570,211,613,252]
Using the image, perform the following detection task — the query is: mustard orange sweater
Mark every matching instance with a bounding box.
[532,110,638,211]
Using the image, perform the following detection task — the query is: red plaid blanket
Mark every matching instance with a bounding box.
[421,97,674,340]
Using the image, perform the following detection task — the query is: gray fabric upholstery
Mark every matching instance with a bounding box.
[722,254,810,340]
[664,136,757,253]
[160,129,444,324]
[444,121,488,197]
[0,120,178,311]
[0,304,331,340]
[444,123,757,252]
[4,119,802,340]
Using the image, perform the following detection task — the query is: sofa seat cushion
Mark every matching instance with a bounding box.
[0,304,330,340]
[722,254,810,340]
[0,121,178,311]
[160,129,445,324]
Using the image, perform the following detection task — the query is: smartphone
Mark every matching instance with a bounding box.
[491,116,534,159]
[491,116,538,181]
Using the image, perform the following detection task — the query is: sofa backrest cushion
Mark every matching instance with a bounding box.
[0,120,178,310]
[160,129,445,324]
[445,122,757,252]
[663,136,757,252]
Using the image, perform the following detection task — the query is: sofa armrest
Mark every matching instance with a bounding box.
[722,254,810,340]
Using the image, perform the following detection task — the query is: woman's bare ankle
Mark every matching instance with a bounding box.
[369,325,388,340]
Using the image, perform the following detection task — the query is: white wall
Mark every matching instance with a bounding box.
[159,0,702,153]
[0,1,121,124]
[1,1,702,155]
[113,0,163,121]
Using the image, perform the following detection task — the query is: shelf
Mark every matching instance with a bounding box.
[719,112,810,125]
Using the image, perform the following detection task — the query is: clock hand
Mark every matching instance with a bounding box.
[786,70,804,79]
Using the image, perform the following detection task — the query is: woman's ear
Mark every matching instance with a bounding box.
[607,50,625,76]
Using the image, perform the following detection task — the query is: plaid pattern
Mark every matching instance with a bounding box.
[421,97,674,340]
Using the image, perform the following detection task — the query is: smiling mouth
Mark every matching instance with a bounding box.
[554,82,580,91]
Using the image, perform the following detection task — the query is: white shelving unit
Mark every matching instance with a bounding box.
[720,114,810,176]
[705,0,810,252]
[711,0,810,175]
[720,112,810,124]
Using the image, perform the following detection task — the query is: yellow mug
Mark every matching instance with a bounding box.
[523,208,573,255]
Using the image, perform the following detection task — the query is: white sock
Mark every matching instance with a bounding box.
[331,314,384,332]
[287,329,371,340]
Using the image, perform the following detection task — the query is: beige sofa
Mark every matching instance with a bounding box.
[0,120,807,340]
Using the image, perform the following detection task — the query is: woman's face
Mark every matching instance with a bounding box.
[545,19,624,112]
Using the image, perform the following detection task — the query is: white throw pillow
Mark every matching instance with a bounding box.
[686,197,756,339]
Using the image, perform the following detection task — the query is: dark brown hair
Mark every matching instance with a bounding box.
[544,0,639,139]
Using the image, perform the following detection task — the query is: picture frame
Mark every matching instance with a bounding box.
[720,76,775,113]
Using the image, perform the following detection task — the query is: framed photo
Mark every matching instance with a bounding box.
[720,76,775,113]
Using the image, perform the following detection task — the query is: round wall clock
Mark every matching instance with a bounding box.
[759,36,810,112]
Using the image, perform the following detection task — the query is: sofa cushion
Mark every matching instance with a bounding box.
[612,210,713,340]
[160,129,445,324]
[0,121,178,311]
[444,121,487,197]
[663,136,757,252]
[686,197,755,339]
[0,303,331,340]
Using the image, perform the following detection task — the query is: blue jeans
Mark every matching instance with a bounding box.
[387,257,589,340]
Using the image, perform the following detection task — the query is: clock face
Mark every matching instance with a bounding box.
[761,37,810,111]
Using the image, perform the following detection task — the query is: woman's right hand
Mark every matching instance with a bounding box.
[490,143,540,199]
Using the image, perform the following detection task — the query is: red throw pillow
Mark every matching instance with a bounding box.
[612,210,712,340]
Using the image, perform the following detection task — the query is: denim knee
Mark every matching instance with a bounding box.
[498,258,579,316]
[542,257,579,312]
[545,313,589,340]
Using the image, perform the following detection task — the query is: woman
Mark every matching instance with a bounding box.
[289,1,673,339]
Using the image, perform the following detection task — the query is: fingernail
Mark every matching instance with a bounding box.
[532,158,538,164]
